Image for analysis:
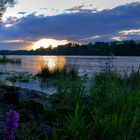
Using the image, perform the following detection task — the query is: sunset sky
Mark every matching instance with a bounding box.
[0,0,140,50]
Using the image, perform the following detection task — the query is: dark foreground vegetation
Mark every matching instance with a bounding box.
[0,66,140,140]
[1,40,140,56]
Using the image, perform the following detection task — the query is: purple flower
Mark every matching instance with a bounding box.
[4,109,19,140]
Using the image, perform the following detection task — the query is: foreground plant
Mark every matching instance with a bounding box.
[4,109,19,140]
[66,104,90,140]
[2,70,140,140]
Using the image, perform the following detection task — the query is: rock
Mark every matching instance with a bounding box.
[24,98,52,113]
[2,85,19,104]
[0,84,47,105]
[0,89,7,102]
[17,89,43,104]
[41,123,52,135]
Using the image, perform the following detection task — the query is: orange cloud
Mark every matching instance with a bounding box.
[0,40,25,43]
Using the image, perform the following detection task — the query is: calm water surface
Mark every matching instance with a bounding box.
[0,55,140,76]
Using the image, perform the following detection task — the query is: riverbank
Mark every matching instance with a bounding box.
[0,69,140,139]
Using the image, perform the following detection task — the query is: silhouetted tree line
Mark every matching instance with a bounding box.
[1,40,140,56]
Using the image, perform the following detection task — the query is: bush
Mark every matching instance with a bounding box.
[37,65,78,80]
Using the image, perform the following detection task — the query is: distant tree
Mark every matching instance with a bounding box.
[0,40,140,56]
[48,45,53,49]
[0,0,16,19]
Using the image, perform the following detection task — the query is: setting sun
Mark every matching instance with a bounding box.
[33,39,68,50]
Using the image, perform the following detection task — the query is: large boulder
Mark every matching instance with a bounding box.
[0,84,47,105]
[16,88,44,104]
[1,85,19,104]
[0,88,7,102]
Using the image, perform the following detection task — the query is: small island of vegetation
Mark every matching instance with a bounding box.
[0,55,21,64]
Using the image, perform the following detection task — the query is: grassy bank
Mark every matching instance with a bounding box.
[1,68,140,140]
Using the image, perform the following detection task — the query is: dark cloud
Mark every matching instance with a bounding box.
[65,3,85,12]
[40,8,48,10]
[64,3,98,13]
[0,2,140,50]
[17,12,27,15]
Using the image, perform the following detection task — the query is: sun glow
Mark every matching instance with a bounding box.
[42,56,66,70]
[34,39,68,50]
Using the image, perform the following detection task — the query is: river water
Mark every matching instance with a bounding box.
[0,55,140,76]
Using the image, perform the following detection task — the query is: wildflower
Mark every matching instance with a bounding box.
[4,109,19,140]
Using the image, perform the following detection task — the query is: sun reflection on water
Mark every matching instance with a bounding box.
[41,56,66,71]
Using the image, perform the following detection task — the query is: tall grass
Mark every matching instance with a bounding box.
[37,65,78,79]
